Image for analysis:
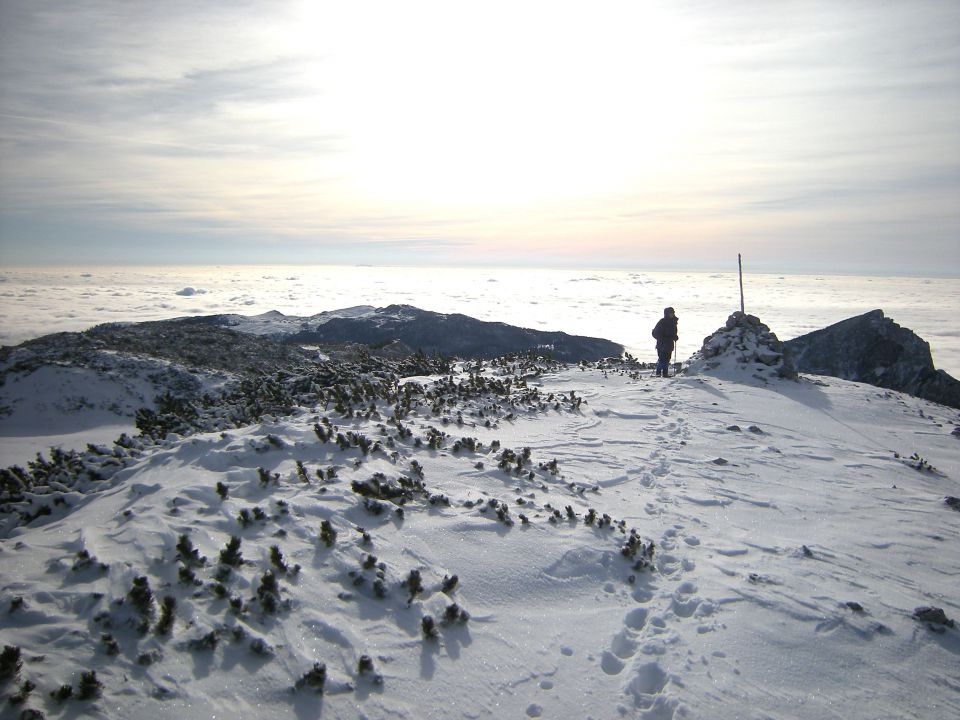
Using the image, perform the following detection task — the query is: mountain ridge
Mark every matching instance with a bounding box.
[176,303,624,362]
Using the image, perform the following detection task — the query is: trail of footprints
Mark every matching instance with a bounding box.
[601,522,717,718]
[589,388,707,716]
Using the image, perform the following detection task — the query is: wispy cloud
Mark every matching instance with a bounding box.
[1,0,958,273]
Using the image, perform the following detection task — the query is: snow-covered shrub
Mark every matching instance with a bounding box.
[0,644,22,680]
[155,596,176,636]
[319,520,337,547]
[176,534,205,566]
[126,576,155,633]
[295,662,327,692]
[255,570,281,613]
[77,670,103,700]
[219,536,243,567]
[421,615,439,639]
[403,569,424,602]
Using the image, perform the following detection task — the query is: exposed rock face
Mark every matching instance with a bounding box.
[186,304,623,362]
[685,312,797,381]
[783,310,960,409]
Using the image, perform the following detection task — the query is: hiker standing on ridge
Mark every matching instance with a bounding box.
[652,307,679,378]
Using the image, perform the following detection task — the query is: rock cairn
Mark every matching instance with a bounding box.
[685,312,797,381]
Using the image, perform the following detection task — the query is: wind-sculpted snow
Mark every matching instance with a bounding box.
[0,351,958,719]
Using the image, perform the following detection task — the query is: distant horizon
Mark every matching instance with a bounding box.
[2,260,958,280]
[2,266,958,377]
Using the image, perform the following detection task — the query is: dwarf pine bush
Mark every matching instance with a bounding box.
[127,576,154,632]
[176,534,205,566]
[50,683,73,702]
[295,662,327,693]
[319,520,337,547]
[8,678,35,705]
[443,603,470,625]
[256,571,281,613]
[219,536,243,567]
[101,633,119,656]
[421,615,439,639]
[269,545,288,573]
[257,467,278,486]
[295,461,310,483]
[77,670,103,700]
[188,631,218,651]
[0,644,22,680]
[178,564,199,586]
[404,569,424,602]
[155,596,176,635]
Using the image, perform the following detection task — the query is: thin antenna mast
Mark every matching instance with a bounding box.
[738,253,745,313]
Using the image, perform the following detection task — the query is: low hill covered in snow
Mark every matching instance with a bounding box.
[182,304,625,362]
[0,313,958,719]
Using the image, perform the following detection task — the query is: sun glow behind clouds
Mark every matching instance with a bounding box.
[1,1,957,270]
[297,2,704,209]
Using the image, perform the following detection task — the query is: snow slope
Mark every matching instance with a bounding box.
[0,346,233,468]
[0,329,958,719]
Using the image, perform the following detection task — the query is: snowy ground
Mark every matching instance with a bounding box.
[1,349,958,719]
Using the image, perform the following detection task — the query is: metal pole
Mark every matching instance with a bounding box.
[738,253,745,313]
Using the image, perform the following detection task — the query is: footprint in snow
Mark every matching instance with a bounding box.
[601,650,626,675]
[625,662,678,716]
[670,581,701,619]
[625,607,649,630]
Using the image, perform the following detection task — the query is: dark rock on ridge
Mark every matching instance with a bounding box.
[2,305,622,383]
[783,310,960,409]
[185,304,623,362]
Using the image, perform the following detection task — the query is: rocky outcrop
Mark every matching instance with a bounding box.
[783,310,960,409]
[685,312,797,381]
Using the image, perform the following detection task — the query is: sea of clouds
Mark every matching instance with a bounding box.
[1,266,958,376]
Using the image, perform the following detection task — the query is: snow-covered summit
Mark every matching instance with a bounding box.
[685,311,798,381]
[0,353,957,719]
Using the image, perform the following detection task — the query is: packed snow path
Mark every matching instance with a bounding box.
[1,364,957,719]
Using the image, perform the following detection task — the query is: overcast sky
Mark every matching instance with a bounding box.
[1,1,957,274]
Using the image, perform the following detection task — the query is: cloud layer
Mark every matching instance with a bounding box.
[1,0,958,273]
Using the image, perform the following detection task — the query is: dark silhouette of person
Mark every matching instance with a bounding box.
[652,307,678,377]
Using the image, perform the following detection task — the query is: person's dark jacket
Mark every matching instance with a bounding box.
[652,317,679,352]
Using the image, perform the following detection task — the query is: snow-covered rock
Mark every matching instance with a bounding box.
[684,311,797,381]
